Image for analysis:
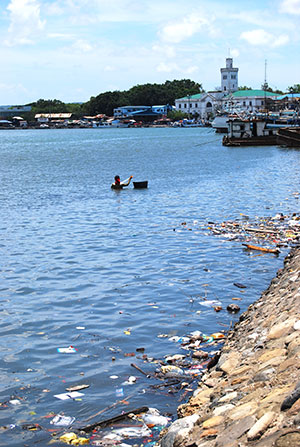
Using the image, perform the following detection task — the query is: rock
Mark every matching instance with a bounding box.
[203,378,220,388]
[160,414,199,447]
[202,415,224,428]
[293,413,300,425]
[267,318,296,340]
[230,365,251,376]
[219,391,238,402]
[281,381,300,411]
[200,428,218,438]
[190,388,214,405]
[192,350,209,359]
[278,357,300,372]
[213,404,235,416]
[258,356,287,370]
[274,431,300,446]
[252,368,275,382]
[287,337,300,355]
[227,304,240,313]
[261,386,293,406]
[294,320,300,330]
[247,411,275,440]
[287,397,300,415]
[215,416,256,446]
[228,402,258,420]
[217,351,241,375]
[231,376,249,385]
[258,349,287,363]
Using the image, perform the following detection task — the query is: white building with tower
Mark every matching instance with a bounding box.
[220,57,238,94]
[175,57,240,119]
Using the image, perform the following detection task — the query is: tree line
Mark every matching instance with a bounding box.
[25,80,300,120]
[26,79,203,119]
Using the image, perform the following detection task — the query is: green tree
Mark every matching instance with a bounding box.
[85,79,203,116]
[261,84,283,94]
[167,110,189,121]
[288,84,300,93]
[238,86,252,90]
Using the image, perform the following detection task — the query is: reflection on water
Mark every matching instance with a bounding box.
[0,128,299,445]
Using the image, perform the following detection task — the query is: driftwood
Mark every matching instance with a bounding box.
[79,406,149,433]
[131,363,152,378]
[242,243,280,254]
[244,227,278,235]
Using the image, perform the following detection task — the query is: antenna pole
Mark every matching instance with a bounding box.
[264,59,267,113]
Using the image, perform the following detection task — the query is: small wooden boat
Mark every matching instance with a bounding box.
[242,243,280,254]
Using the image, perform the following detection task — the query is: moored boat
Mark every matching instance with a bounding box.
[277,127,300,147]
[222,117,278,146]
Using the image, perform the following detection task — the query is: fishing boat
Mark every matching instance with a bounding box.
[222,117,278,146]
[277,127,300,147]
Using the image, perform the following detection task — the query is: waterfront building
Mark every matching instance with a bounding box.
[224,89,278,113]
[113,104,173,122]
[273,93,300,112]
[0,105,31,119]
[114,105,173,118]
[175,91,224,120]
[174,58,286,118]
[174,57,239,119]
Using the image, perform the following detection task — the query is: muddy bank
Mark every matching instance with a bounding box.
[159,247,300,447]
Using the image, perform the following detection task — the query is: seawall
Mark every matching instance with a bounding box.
[159,247,300,447]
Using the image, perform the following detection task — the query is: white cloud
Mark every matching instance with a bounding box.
[280,0,300,14]
[47,33,75,40]
[152,44,176,58]
[5,0,45,46]
[159,14,210,43]
[240,29,289,48]
[104,65,115,71]
[0,82,31,102]
[44,1,64,16]
[185,65,198,74]
[230,49,240,58]
[156,62,179,72]
[72,39,93,52]
[156,62,198,75]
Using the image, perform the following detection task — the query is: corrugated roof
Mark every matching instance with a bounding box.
[276,93,300,100]
[232,90,278,98]
[35,113,72,119]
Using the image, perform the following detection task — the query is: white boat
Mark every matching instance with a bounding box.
[97,119,135,128]
[211,115,229,133]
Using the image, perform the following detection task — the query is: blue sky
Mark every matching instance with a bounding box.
[1,0,300,104]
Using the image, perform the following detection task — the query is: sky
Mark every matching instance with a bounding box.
[0,0,300,104]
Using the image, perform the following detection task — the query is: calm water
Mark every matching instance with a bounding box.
[0,127,299,445]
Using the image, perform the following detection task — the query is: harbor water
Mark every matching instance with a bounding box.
[0,127,300,445]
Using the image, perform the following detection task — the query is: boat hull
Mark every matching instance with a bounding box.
[222,135,278,146]
[277,127,300,147]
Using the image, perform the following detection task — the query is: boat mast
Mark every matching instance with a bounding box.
[263,59,268,115]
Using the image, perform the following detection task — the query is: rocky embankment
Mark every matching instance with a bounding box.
[159,247,300,447]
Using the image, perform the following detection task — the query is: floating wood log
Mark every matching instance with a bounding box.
[80,406,149,433]
[131,363,152,378]
[244,227,278,234]
[242,244,280,254]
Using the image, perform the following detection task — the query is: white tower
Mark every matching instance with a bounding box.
[220,58,239,93]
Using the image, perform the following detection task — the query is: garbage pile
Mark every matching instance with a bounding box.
[47,329,225,446]
[180,212,300,253]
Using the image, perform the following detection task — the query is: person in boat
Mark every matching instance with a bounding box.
[111,175,133,189]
